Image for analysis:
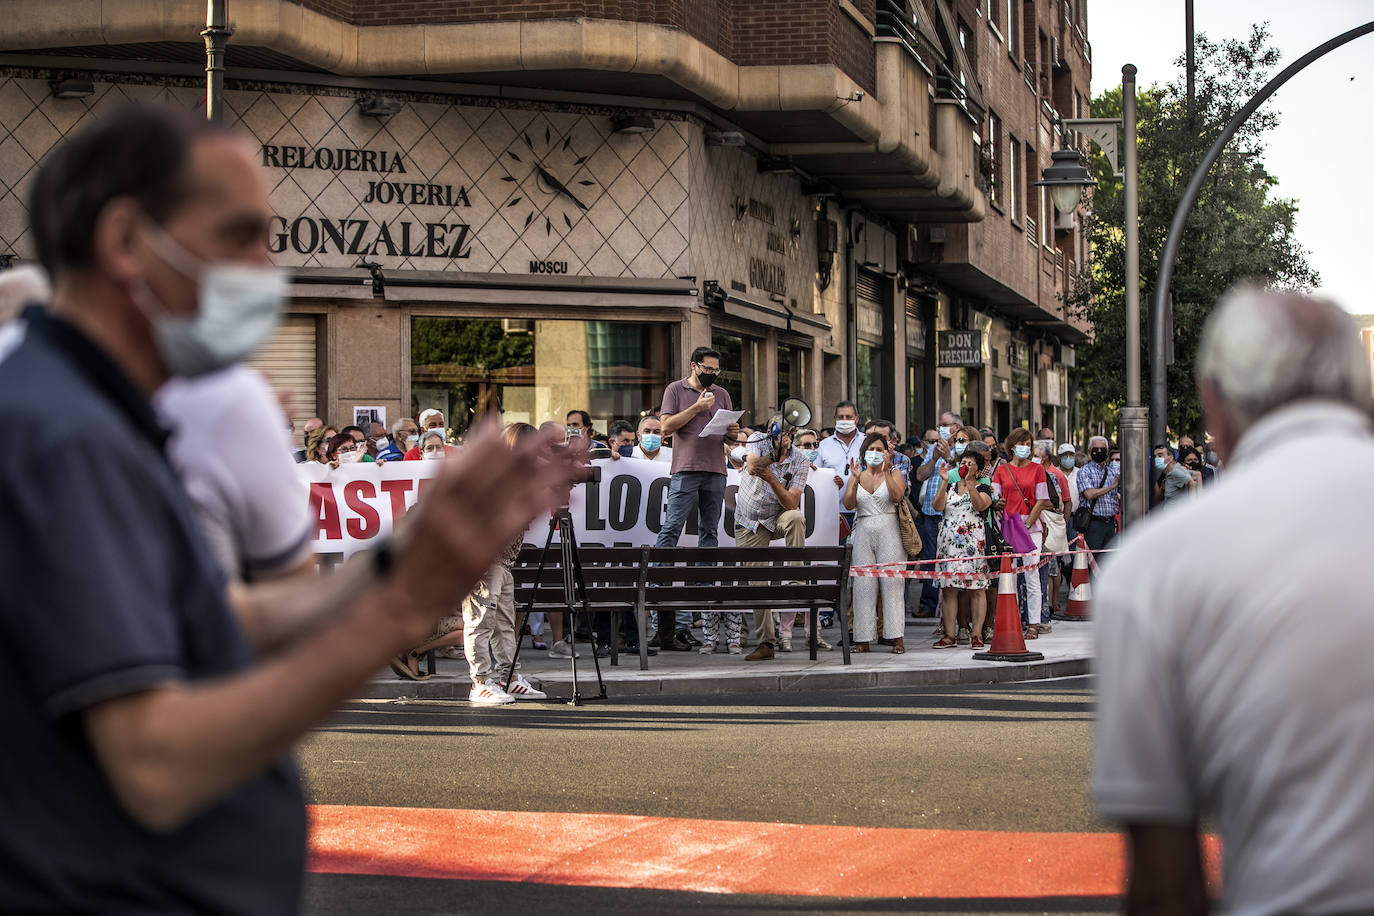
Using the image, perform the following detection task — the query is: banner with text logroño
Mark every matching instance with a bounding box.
[301,457,841,558]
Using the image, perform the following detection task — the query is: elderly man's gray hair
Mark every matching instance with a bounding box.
[0,265,51,324]
[1197,286,1371,430]
[390,418,415,439]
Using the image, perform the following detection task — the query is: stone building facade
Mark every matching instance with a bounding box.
[0,0,1091,441]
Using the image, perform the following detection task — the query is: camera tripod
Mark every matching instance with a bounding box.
[503,508,606,705]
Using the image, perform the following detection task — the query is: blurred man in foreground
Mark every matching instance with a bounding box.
[0,105,576,914]
[1094,287,1374,915]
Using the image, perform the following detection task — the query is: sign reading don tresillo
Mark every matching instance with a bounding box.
[938,330,984,368]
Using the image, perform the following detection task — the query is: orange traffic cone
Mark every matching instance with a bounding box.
[1056,535,1092,621]
[973,554,1045,662]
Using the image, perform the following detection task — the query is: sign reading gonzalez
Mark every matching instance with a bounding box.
[301,457,841,558]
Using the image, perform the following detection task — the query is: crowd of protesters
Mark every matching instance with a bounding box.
[293,370,1224,696]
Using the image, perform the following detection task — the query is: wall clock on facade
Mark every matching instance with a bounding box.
[499,125,599,237]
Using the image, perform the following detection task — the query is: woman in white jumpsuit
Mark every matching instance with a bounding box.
[842,432,908,653]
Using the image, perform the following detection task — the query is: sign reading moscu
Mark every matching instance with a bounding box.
[262,143,475,260]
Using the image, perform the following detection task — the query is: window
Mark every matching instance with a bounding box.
[410,317,671,435]
[711,331,758,427]
[1007,134,1020,222]
[986,111,1003,209]
[777,344,805,406]
[988,0,1003,35]
[1024,140,1037,239]
[1007,0,1019,59]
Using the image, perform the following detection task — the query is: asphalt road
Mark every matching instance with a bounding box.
[300,676,1113,915]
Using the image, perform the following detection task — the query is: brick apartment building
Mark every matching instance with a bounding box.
[0,0,1091,441]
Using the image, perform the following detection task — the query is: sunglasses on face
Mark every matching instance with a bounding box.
[954,437,970,443]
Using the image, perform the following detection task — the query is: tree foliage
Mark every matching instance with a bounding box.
[1068,24,1318,437]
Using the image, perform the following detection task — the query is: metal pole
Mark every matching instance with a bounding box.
[203,0,230,122]
[1153,19,1374,402]
[1118,63,1149,529]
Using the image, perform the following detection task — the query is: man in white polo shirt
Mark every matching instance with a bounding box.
[1094,287,1374,915]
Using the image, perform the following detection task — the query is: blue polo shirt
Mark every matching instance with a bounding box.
[0,309,306,914]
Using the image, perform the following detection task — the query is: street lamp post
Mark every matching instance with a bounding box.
[1041,64,1147,528]
[203,0,231,123]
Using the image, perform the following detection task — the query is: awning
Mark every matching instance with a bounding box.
[717,292,832,335]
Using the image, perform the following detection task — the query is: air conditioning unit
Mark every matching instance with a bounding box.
[501,319,534,335]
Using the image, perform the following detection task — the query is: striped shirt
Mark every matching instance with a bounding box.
[734,443,811,533]
[917,454,948,515]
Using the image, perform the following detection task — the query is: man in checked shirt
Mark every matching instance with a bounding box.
[732,425,811,661]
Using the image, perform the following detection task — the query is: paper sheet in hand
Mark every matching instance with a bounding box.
[698,408,744,437]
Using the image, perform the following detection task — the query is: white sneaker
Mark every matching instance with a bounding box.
[779,638,793,652]
[698,643,716,655]
[469,680,514,706]
[548,639,579,659]
[728,644,743,655]
[505,674,547,701]
[815,636,833,651]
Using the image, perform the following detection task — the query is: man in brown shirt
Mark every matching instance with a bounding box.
[653,346,740,650]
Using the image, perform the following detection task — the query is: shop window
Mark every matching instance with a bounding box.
[410,317,671,437]
[856,343,885,424]
[711,330,757,428]
[777,344,805,409]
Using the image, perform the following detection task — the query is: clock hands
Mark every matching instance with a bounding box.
[533,162,589,212]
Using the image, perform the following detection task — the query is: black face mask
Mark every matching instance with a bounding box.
[1090,449,1108,463]
[696,369,719,388]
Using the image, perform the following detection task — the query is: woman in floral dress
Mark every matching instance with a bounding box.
[932,443,994,649]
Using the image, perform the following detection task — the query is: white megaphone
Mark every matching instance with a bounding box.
[780,397,812,430]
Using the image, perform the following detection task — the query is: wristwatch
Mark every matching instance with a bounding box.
[370,538,394,578]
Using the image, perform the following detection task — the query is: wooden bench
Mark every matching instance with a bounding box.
[511,543,855,670]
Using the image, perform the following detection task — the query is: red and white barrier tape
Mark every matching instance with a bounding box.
[851,537,1116,581]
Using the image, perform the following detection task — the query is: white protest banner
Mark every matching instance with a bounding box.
[301,457,840,558]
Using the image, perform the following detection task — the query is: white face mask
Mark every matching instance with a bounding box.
[421,450,444,461]
[834,419,857,435]
[337,449,362,464]
[132,222,285,377]
[373,437,388,449]
[938,426,952,440]
[405,434,419,449]
[730,446,748,464]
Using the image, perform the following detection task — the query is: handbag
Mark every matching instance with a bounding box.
[895,496,922,557]
[1072,465,1100,530]
[1041,507,1068,555]
[1001,468,1040,555]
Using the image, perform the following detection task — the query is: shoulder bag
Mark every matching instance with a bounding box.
[896,495,923,557]
[1071,464,1100,531]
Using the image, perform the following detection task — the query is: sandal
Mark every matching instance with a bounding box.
[1022,626,1039,640]
[982,627,994,643]
[932,636,957,648]
[970,636,985,650]
[852,641,871,653]
[389,653,430,681]
[891,637,905,654]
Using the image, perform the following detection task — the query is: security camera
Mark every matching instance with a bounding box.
[854,90,864,102]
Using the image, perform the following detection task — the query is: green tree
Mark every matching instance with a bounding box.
[1068,24,1318,438]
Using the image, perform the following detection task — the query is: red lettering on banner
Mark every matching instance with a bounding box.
[310,482,342,540]
[379,479,414,525]
[343,480,381,539]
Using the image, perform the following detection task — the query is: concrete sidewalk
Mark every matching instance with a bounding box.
[362,617,1092,701]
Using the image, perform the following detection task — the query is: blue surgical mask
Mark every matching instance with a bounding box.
[1060,456,1075,469]
[864,450,884,467]
[1013,444,1032,460]
[640,434,662,452]
[1109,460,1121,472]
[1154,456,1168,471]
[617,443,635,458]
[802,448,819,463]
[952,442,967,456]
[133,222,285,377]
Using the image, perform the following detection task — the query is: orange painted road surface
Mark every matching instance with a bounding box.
[308,804,1222,899]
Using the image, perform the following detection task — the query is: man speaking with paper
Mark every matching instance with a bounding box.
[652,345,741,651]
